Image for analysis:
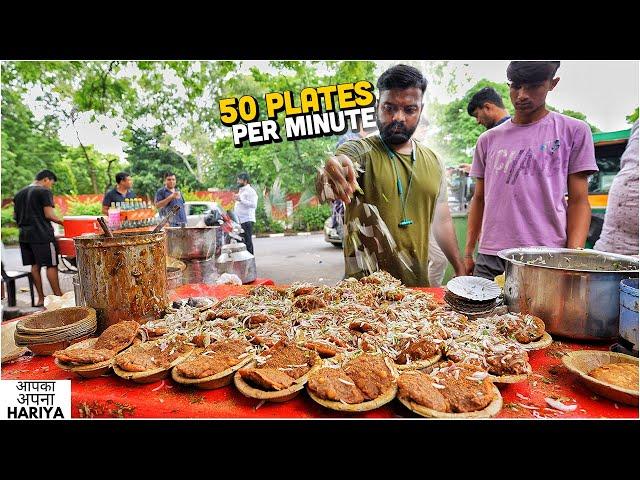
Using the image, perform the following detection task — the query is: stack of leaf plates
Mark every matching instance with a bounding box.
[444,276,501,315]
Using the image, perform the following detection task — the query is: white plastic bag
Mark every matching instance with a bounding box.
[215,273,243,286]
[44,291,76,310]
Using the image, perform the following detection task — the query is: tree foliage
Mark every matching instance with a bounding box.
[122,126,204,199]
[1,82,67,196]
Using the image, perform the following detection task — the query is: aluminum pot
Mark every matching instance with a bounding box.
[183,257,219,285]
[498,247,639,341]
[166,226,217,260]
[216,242,256,284]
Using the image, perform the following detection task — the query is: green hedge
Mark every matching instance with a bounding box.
[1,205,16,227]
[67,199,103,216]
[292,204,331,232]
[254,199,285,234]
[1,227,19,245]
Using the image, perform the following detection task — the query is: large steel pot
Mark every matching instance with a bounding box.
[166,226,217,260]
[183,257,219,284]
[74,231,168,332]
[498,247,638,341]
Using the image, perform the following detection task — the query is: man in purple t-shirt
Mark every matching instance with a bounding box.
[464,61,598,279]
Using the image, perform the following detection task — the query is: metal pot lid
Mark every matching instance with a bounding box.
[221,242,247,253]
[446,276,501,301]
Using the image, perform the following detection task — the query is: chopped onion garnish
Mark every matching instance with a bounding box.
[545,397,577,412]
[338,378,355,386]
[151,380,165,392]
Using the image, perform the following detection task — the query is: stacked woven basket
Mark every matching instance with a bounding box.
[14,307,97,355]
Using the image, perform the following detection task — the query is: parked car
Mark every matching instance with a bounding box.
[324,216,343,248]
[184,201,219,227]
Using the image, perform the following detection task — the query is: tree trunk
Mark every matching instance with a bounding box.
[76,134,99,194]
[171,148,199,182]
[105,158,116,193]
[71,115,99,193]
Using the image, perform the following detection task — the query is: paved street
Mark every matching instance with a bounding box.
[1,234,344,311]
[253,233,344,285]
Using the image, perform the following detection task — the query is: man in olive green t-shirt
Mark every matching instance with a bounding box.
[317,64,465,287]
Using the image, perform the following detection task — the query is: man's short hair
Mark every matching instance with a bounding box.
[377,64,428,94]
[237,172,250,183]
[35,169,57,182]
[115,172,131,184]
[467,87,506,116]
[164,171,176,179]
[507,61,561,84]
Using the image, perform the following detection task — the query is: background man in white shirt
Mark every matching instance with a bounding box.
[234,172,259,254]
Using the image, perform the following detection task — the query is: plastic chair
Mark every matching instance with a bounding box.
[1,261,36,307]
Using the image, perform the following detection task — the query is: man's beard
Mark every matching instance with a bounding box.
[377,119,417,145]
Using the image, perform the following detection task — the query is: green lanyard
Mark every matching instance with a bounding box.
[381,138,415,228]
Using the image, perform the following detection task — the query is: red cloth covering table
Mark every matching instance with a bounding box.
[2,285,637,419]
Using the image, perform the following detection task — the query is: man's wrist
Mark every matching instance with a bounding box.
[464,253,474,259]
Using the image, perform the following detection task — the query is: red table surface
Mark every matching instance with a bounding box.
[2,285,637,419]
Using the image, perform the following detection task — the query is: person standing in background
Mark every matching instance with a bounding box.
[465,61,598,279]
[155,172,187,227]
[594,120,639,255]
[102,172,135,215]
[467,86,511,129]
[13,169,64,307]
[234,172,258,255]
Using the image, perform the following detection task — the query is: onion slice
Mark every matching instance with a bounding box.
[545,397,577,412]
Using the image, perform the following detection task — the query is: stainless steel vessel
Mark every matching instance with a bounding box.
[182,257,219,284]
[166,226,217,260]
[498,247,639,341]
[216,242,256,284]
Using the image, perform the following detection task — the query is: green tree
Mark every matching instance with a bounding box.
[53,146,127,195]
[5,60,139,193]
[627,107,639,124]
[204,61,377,194]
[1,82,68,197]
[122,126,204,198]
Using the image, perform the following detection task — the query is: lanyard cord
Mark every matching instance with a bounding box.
[381,138,415,223]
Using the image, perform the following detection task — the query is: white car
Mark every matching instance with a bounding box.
[184,201,220,227]
[324,216,343,248]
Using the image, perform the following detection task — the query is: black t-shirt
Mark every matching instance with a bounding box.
[102,187,136,206]
[13,185,56,243]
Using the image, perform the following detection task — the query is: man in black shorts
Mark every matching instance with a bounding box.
[13,170,65,306]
